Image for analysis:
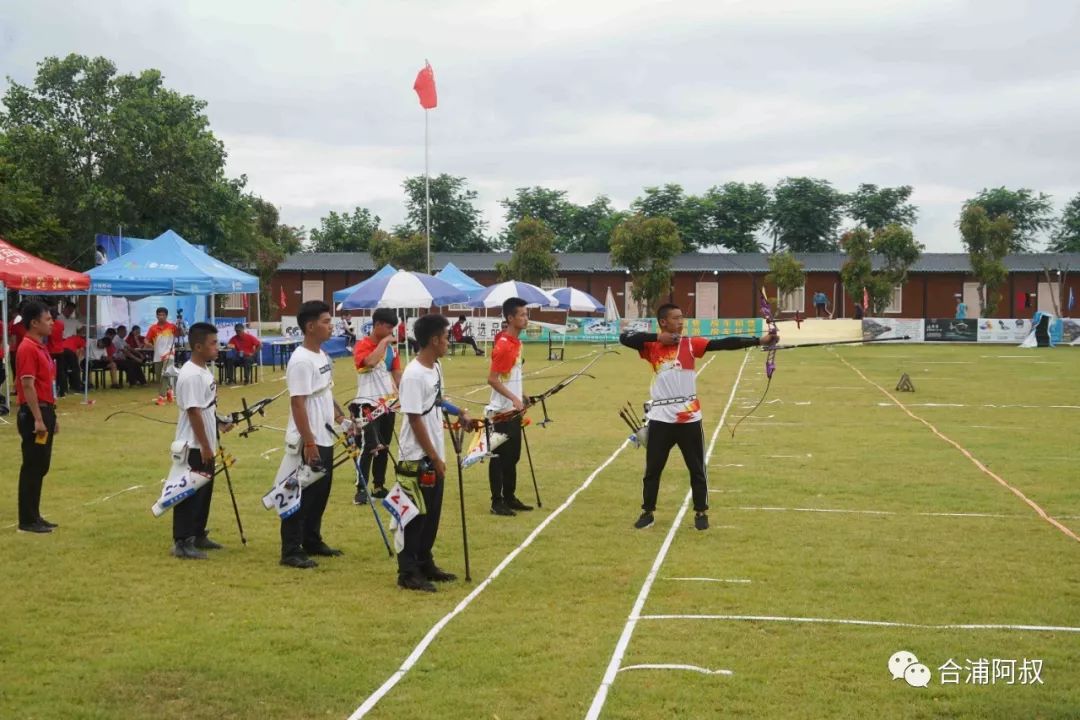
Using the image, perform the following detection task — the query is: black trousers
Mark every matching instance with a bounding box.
[17,404,56,526]
[52,351,82,394]
[280,444,334,558]
[173,448,216,541]
[488,417,522,503]
[456,337,482,353]
[117,358,146,385]
[641,419,709,513]
[225,353,256,384]
[0,361,6,408]
[397,467,445,577]
[356,409,394,488]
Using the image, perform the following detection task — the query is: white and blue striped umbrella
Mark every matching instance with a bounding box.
[469,280,558,309]
[339,270,468,309]
[551,287,604,312]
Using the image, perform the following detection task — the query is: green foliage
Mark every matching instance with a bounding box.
[966,187,1054,252]
[609,215,682,316]
[500,187,622,252]
[309,207,380,253]
[845,184,917,231]
[840,224,924,314]
[0,152,66,260]
[765,252,805,304]
[0,53,298,287]
[495,217,559,284]
[630,182,770,252]
[959,204,1013,317]
[769,177,846,252]
[402,174,490,252]
[1049,193,1080,253]
[368,229,426,272]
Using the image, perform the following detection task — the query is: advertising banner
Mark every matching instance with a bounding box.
[924,318,978,342]
[862,318,925,342]
[976,319,1031,343]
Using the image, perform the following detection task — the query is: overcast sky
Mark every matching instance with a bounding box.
[2,0,1078,252]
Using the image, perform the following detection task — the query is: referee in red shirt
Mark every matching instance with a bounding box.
[15,301,59,534]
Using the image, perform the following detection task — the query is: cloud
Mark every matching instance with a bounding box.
[2,0,1078,251]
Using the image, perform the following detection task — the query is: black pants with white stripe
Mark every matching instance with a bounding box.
[641,419,709,513]
[173,448,215,541]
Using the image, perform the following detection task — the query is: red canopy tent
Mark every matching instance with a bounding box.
[1,236,91,409]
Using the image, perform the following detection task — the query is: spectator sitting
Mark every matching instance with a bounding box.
[127,325,145,349]
[451,315,484,356]
[397,320,419,354]
[225,323,262,385]
[341,310,357,350]
[90,336,122,389]
[111,326,148,386]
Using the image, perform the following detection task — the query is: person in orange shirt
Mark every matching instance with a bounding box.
[486,297,532,517]
[145,307,179,404]
[351,308,401,503]
[619,303,776,531]
[15,301,59,533]
[225,323,262,385]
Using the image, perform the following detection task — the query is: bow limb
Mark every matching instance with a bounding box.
[730,288,778,437]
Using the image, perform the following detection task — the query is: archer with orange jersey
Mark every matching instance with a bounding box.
[619,303,776,531]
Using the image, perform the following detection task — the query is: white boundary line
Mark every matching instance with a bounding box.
[727,506,1019,519]
[347,354,719,719]
[839,354,1080,543]
[664,577,751,584]
[585,351,749,720]
[619,664,733,676]
[638,614,1080,634]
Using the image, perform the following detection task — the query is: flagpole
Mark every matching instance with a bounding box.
[425,107,431,275]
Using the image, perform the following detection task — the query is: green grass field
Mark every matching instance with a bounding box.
[1,342,1078,719]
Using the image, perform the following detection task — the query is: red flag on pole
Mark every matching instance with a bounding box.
[413,61,437,109]
[279,286,287,311]
[862,287,869,311]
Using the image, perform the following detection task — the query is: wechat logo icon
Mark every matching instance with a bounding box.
[889,650,931,688]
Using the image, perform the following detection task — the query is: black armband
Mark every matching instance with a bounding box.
[619,332,658,351]
[705,336,760,351]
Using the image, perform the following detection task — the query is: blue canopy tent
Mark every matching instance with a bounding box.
[332,264,397,304]
[435,261,485,298]
[82,229,260,402]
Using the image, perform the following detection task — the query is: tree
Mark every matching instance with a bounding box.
[846,184,917,231]
[499,187,574,248]
[630,184,710,251]
[495,217,559,285]
[700,182,771,252]
[765,252,805,311]
[839,224,924,315]
[401,174,490,254]
[609,215,682,316]
[769,177,846,252]
[566,195,626,252]
[308,207,380,252]
[959,204,1013,317]
[0,151,66,260]
[966,187,1054,252]
[1049,193,1080,252]
[1,54,237,266]
[369,230,426,272]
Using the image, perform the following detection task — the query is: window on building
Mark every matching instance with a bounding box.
[540,277,567,290]
[221,292,246,311]
[779,286,805,314]
[884,285,903,314]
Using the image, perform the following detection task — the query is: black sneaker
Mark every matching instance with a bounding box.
[634,511,655,530]
[372,484,389,499]
[37,517,58,529]
[17,521,52,534]
[304,542,343,557]
[171,538,208,560]
[506,496,533,512]
[280,554,318,569]
[490,501,516,517]
[194,535,223,550]
[423,565,458,582]
[398,574,437,592]
[694,512,709,531]
[354,487,369,505]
